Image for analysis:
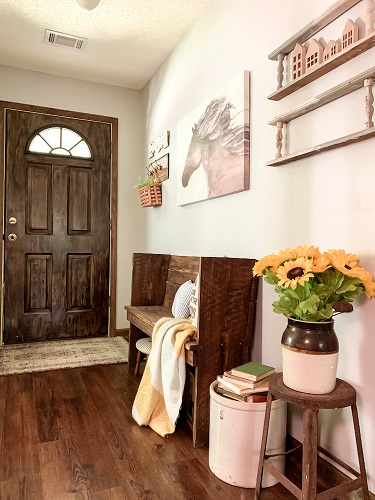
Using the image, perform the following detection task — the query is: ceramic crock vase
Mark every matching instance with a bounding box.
[281,317,339,394]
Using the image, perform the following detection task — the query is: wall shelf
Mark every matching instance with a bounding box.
[268,0,362,60]
[268,32,375,101]
[266,126,375,166]
[268,66,375,125]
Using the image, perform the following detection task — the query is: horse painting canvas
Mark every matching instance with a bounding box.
[177,71,250,206]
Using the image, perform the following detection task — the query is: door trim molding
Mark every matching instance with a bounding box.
[0,101,118,339]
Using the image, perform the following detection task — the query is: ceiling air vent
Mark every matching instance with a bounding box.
[44,30,88,50]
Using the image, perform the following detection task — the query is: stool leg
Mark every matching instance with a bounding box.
[351,404,370,500]
[129,324,144,373]
[302,408,318,500]
[254,391,273,499]
[134,350,142,377]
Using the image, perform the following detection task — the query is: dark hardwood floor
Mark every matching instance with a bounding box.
[0,362,369,499]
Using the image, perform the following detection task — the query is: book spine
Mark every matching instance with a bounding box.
[221,375,255,388]
[216,376,243,394]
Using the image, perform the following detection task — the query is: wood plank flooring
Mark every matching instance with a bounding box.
[0,363,369,499]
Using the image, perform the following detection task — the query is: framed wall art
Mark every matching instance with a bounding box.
[177,70,250,206]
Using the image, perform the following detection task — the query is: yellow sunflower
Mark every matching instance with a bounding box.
[347,267,375,298]
[290,245,322,260]
[253,254,279,276]
[324,249,359,275]
[276,247,297,263]
[271,245,322,271]
[262,247,302,272]
[276,257,314,290]
[311,254,331,273]
[269,256,295,272]
[361,271,375,298]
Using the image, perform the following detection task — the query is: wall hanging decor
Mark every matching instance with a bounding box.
[147,131,170,182]
[177,71,250,206]
[147,153,169,182]
[149,131,169,160]
[135,178,162,208]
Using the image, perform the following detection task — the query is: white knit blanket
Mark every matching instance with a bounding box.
[132,317,197,437]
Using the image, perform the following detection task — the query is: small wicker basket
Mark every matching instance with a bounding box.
[138,183,162,207]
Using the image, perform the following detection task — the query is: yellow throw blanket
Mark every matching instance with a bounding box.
[132,317,197,437]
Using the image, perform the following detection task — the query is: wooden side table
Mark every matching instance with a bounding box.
[255,373,370,500]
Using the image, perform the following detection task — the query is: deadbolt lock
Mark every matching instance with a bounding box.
[8,217,17,224]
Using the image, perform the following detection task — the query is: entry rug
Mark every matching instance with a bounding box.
[0,336,129,375]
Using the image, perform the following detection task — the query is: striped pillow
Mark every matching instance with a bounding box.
[172,280,193,318]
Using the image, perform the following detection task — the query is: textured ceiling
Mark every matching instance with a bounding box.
[0,0,211,89]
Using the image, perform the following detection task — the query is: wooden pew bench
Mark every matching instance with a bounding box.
[125,254,199,369]
[125,253,259,447]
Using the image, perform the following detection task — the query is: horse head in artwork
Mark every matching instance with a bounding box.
[181,96,249,199]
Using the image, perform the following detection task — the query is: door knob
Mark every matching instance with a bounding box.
[8,233,17,242]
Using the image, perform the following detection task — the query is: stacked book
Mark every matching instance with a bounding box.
[216,361,275,403]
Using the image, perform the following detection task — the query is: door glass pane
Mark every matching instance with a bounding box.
[27,127,92,159]
[51,147,70,156]
[62,128,81,150]
[70,141,91,158]
[40,127,61,148]
[29,135,51,153]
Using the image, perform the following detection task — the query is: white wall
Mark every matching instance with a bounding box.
[142,0,375,492]
[0,64,145,330]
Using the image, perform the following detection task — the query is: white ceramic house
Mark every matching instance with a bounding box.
[291,42,306,79]
[342,19,359,49]
[306,38,323,70]
[323,40,340,61]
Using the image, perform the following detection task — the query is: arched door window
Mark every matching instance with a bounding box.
[27,126,92,158]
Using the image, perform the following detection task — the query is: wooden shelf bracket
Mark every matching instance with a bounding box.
[364,77,374,127]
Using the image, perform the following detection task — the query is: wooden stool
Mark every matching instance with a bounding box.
[134,337,152,376]
[255,373,370,500]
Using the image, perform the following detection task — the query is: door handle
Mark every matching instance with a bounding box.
[8,233,17,242]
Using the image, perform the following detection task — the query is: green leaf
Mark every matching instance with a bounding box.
[320,268,344,291]
[335,283,358,294]
[263,270,279,285]
[302,306,333,321]
[286,286,305,301]
[335,276,364,296]
[312,283,328,295]
[272,295,298,317]
[297,294,320,314]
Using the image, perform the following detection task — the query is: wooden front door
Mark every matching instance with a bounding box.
[3,109,112,344]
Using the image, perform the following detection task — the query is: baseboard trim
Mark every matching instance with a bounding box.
[115,328,129,341]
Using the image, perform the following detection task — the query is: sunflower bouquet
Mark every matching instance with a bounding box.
[253,246,375,322]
